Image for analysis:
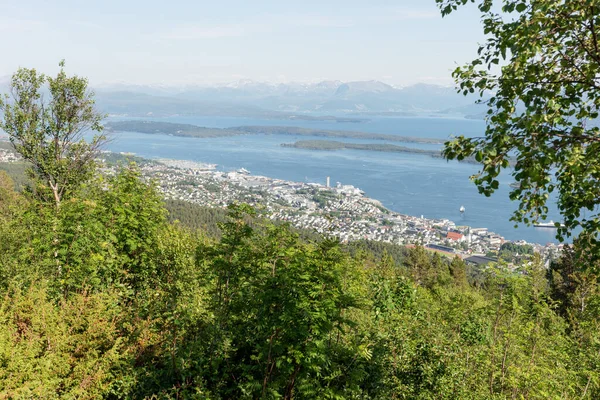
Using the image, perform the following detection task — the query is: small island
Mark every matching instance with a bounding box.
[281,139,483,164]
[281,140,440,154]
[229,125,444,144]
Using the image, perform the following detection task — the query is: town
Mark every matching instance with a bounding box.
[128,156,563,264]
[0,146,20,163]
[0,143,563,264]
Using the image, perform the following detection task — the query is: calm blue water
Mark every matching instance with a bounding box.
[105,115,564,245]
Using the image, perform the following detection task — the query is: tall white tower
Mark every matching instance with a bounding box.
[326,176,330,188]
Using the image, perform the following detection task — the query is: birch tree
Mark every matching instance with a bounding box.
[0,61,105,207]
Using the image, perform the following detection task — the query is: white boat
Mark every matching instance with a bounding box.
[534,220,563,228]
[459,205,465,213]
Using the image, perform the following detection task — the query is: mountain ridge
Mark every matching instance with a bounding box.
[92,80,484,117]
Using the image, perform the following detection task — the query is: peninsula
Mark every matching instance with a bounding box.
[104,121,240,138]
[104,120,445,144]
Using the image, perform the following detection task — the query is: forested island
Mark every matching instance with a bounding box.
[105,120,445,144]
[281,139,479,161]
[229,125,444,143]
[282,139,441,154]
[287,115,367,123]
[282,140,512,165]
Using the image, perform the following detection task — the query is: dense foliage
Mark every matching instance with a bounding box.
[436,0,600,252]
[0,61,105,207]
[0,165,598,398]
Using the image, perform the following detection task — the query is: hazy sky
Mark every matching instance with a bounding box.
[0,0,485,86]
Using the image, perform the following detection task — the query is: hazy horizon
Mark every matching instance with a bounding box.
[0,0,485,87]
[90,78,459,90]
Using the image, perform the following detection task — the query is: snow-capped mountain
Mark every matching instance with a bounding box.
[91,79,481,117]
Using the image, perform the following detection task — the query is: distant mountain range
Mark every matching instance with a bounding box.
[92,80,488,119]
[0,76,487,119]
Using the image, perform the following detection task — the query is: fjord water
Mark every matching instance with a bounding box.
[106,115,563,245]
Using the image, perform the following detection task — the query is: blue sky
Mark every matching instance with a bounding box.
[0,0,485,86]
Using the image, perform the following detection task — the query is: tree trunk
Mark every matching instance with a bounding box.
[48,180,61,208]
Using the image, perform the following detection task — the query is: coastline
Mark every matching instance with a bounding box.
[1,138,564,257]
[141,157,562,259]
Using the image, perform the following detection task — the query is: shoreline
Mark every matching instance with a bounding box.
[148,157,563,258]
[0,139,564,256]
